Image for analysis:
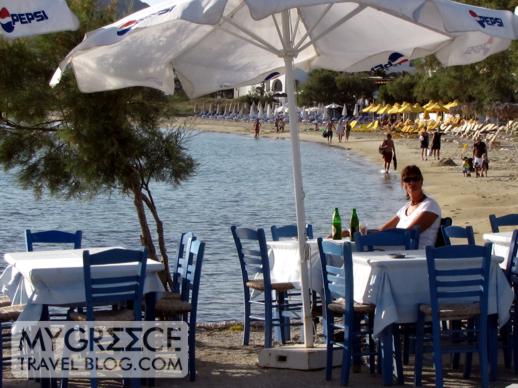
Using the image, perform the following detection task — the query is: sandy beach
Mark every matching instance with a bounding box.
[187,117,518,243]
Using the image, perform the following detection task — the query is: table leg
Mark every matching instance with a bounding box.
[381,325,393,386]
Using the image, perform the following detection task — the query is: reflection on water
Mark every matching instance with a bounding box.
[0,131,405,322]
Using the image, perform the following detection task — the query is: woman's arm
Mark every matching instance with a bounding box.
[380,215,400,231]
[405,211,438,232]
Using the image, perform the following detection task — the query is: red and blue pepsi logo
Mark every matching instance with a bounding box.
[371,52,409,72]
[116,6,176,37]
[469,10,504,28]
[0,7,49,34]
[117,20,138,36]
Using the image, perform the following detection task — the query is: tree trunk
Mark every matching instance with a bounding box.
[142,191,174,291]
[130,182,170,290]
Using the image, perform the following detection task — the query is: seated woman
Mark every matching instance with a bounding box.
[338,165,441,249]
[379,165,441,249]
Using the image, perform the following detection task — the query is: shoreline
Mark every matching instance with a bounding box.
[186,117,518,243]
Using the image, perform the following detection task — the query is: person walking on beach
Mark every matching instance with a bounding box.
[379,133,395,173]
[336,119,345,143]
[325,120,335,144]
[419,129,429,161]
[274,116,280,133]
[253,118,261,139]
[431,129,442,160]
[345,121,351,142]
[472,136,487,177]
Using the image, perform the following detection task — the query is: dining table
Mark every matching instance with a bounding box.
[0,246,165,333]
[267,239,514,385]
[483,231,514,269]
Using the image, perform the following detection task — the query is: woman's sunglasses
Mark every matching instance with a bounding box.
[403,176,421,183]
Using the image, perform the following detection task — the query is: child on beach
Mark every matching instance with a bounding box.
[481,153,489,177]
[462,157,471,177]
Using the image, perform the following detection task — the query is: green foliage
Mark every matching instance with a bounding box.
[0,1,196,285]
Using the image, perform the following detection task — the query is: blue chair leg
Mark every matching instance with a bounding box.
[478,318,489,388]
[513,302,518,375]
[189,318,196,381]
[488,314,498,381]
[264,298,273,348]
[431,318,444,388]
[368,314,376,374]
[464,320,474,379]
[352,314,362,371]
[243,292,251,346]
[414,311,425,386]
[1,322,3,388]
[501,323,512,369]
[325,312,333,381]
[340,317,353,386]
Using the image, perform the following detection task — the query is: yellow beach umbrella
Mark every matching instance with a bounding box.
[397,102,413,114]
[377,104,391,115]
[444,100,460,110]
[425,102,447,113]
[387,103,401,114]
[362,103,377,113]
[411,103,423,113]
[422,100,435,109]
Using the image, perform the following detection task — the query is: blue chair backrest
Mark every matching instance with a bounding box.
[25,229,82,251]
[425,244,491,317]
[231,226,272,293]
[172,232,196,294]
[271,224,314,241]
[489,213,518,233]
[505,229,518,285]
[182,240,205,320]
[435,217,453,247]
[82,248,147,321]
[317,238,353,315]
[354,228,413,252]
[441,225,475,246]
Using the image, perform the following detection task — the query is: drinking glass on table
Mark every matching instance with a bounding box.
[359,223,367,236]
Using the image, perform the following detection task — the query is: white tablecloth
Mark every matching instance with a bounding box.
[483,231,513,269]
[0,247,165,331]
[266,242,514,337]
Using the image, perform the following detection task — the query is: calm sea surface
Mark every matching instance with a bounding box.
[0,131,406,322]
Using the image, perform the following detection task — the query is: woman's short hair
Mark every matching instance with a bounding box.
[401,165,423,182]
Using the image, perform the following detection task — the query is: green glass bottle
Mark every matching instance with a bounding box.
[350,208,359,241]
[332,208,342,240]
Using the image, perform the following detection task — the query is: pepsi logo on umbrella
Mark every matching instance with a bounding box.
[0,7,49,34]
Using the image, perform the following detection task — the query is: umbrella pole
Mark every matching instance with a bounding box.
[282,11,313,348]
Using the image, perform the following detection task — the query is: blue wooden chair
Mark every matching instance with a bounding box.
[504,229,518,374]
[155,239,205,381]
[67,248,147,388]
[231,226,301,348]
[489,213,518,232]
[435,217,453,247]
[0,305,24,388]
[354,228,414,252]
[25,229,82,251]
[172,232,196,294]
[414,244,493,388]
[441,225,475,246]
[317,238,378,385]
[270,224,314,241]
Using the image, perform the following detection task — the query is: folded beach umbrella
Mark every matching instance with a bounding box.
[51,0,518,349]
[0,0,79,39]
[342,104,347,117]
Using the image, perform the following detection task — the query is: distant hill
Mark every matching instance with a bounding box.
[96,0,149,16]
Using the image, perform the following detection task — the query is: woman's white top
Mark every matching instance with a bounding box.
[396,196,441,249]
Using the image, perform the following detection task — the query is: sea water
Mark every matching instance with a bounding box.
[0,131,405,322]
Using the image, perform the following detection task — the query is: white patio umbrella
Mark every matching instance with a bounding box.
[266,104,272,120]
[207,103,212,115]
[51,0,518,349]
[0,0,79,39]
[325,103,341,109]
[257,102,264,119]
[215,104,221,115]
[302,106,308,121]
[322,106,329,121]
[353,103,359,117]
[342,104,348,117]
[249,101,256,119]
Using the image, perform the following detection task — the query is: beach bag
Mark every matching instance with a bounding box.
[378,145,385,154]
[322,130,329,138]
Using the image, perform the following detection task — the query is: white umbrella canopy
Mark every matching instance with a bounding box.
[249,101,256,118]
[342,104,348,117]
[266,103,272,119]
[51,0,518,349]
[257,102,264,118]
[325,103,342,109]
[0,0,79,39]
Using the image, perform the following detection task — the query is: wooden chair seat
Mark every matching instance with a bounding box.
[246,280,294,292]
[155,298,192,314]
[328,298,375,315]
[70,308,136,322]
[0,295,11,308]
[419,303,481,320]
[0,304,24,322]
